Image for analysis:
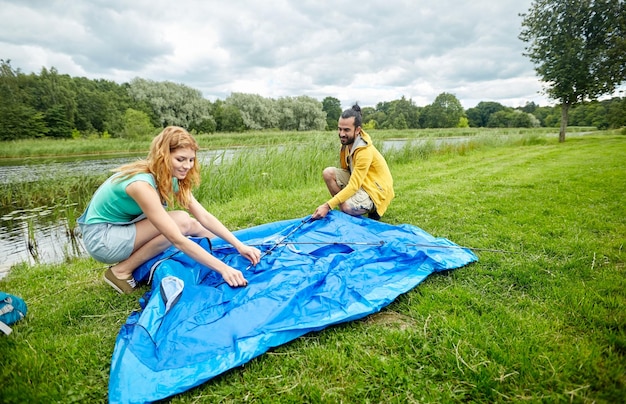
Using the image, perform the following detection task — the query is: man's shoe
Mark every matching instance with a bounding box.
[103,267,137,294]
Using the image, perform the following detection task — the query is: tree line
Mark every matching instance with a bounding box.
[0,60,624,141]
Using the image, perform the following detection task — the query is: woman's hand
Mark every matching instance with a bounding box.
[220,266,248,287]
[218,245,259,287]
[238,245,261,266]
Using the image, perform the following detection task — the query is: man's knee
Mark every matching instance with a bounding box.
[340,203,367,217]
[322,167,336,181]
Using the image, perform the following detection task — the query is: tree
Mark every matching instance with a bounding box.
[387,96,420,129]
[122,108,155,139]
[466,101,508,127]
[322,97,341,130]
[560,97,626,129]
[128,78,214,129]
[213,100,246,132]
[372,97,420,129]
[44,104,73,138]
[530,105,556,126]
[520,101,540,114]
[606,97,626,128]
[276,96,326,131]
[73,77,134,136]
[34,67,77,134]
[457,116,470,128]
[0,60,48,139]
[189,117,217,134]
[362,106,385,130]
[487,109,539,128]
[0,104,48,140]
[520,0,626,142]
[420,92,465,128]
[226,93,278,130]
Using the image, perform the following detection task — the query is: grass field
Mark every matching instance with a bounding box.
[0,130,624,403]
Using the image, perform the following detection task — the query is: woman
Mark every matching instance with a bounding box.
[78,126,260,294]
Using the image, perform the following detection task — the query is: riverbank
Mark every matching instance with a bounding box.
[0,127,578,160]
[1,132,625,403]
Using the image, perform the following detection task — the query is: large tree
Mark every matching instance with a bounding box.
[420,92,465,128]
[276,96,326,131]
[466,101,508,127]
[0,60,48,139]
[519,0,626,142]
[128,78,214,129]
[321,96,342,130]
[226,92,279,130]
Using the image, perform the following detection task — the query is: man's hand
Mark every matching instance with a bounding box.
[312,202,331,220]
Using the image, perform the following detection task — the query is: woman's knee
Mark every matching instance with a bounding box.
[169,211,196,234]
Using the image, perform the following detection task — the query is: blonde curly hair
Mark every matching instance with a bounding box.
[113,126,201,209]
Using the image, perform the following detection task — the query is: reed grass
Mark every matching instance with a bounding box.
[0,130,624,403]
[2,127,513,210]
[0,138,150,159]
[0,175,106,211]
[195,138,336,205]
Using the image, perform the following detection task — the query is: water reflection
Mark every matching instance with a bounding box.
[0,204,86,279]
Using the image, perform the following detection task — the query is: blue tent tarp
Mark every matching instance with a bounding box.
[108,212,477,403]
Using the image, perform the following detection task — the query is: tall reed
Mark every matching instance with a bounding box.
[25,218,39,263]
[195,138,337,204]
[1,131,578,215]
[194,132,558,207]
[0,175,106,211]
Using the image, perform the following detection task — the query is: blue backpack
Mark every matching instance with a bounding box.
[0,291,27,335]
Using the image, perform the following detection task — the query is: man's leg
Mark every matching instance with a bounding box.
[340,188,375,217]
[322,167,343,196]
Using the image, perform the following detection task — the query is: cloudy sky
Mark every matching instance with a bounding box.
[1,0,557,109]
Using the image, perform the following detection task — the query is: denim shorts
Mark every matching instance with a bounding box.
[76,209,145,264]
[79,222,136,264]
[334,168,375,213]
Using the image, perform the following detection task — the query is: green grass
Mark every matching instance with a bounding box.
[1,131,624,403]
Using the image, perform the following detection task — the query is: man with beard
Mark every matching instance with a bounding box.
[312,104,394,221]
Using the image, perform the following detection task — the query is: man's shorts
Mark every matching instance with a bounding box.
[333,168,375,214]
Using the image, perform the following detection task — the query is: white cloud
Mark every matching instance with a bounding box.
[0,0,557,109]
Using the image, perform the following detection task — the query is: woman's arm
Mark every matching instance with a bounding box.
[188,195,261,265]
[127,182,248,287]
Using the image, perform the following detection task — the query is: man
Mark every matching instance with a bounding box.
[312,104,394,220]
